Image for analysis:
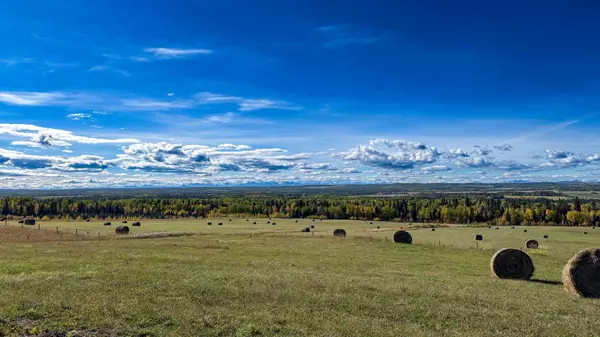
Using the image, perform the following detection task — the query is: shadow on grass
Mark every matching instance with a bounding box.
[528,279,562,286]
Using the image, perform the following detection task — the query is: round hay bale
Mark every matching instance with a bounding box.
[217,222,223,226]
[495,227,499,230]
[524,229,527,233]
[543,234,549,239]
[115,225,130,235]
[207,222,212,226]
[490,248,534,280]
[104,221,111,226]
[310,225,314,229]
[86,219,91,222]
[229,219,232,221]
[267,221,270,224]
[333,229,346,237]
[302,227,310,233]
[488,225,491,228]
[585,232,588,235]
[295,220,298,223]
[431,228,435,231]
[252,222,256,224]
[376,226,380,229]
[525,239,539,249]
[132,221,141,227]
[563,248,600,298]
[246,219,249,221]
[312,219,316,222]
[122,221,127,224]
[475,234,483,241]
[393,230,412,244]
[272,222,276,225]
[511,226,515,229]
[370,222,373,225]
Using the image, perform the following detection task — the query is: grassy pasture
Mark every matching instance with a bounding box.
[1,219,600,336]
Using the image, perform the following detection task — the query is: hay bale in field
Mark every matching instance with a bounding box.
[24,218,35,226]
[585,232,588,235]
[18,220,23,224]
[115,225,130,235]
[218,222,223,226]
[543,235,549,239]
[488,225,491,228]
[312,219,316,222]
[524,229,527,233]
[511,226,515,229]
[563,248,600,298]
[246,219,249,221]
[370,222,373,225]
[376,226,380,229]
[122,220,127,224]
[495,227,499,230]
[86,219,91,222]
[431,228,435,231]
[252,222,256,224]
[301,227,310,233]
[393,230,412,244]
[310,225,314,229]
[104,221,111,226]
[525,239,539,249]
[267,221,270,224]
[207,222,212,226]
[475,234,483,241]
[132,221,141,227]
[490,248,534,280]
[333,229,347,237]
[295,220,298,223]
[272,222,276,225]
[229,219,232,221]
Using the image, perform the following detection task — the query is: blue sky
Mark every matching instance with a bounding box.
[1,0,600,188]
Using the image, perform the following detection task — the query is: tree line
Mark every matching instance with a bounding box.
[1,195,598,226]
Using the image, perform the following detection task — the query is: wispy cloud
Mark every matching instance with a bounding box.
[66,113,92,121]
[318,25,390,48]
[0,90,300,112]
[143,47,213,59]
[89,65,109,71]
[0,58,34,67]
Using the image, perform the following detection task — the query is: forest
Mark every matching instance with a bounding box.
[1,195,598,226]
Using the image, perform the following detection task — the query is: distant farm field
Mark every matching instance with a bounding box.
[1,219,599,336]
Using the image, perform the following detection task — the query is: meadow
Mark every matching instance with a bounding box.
[0,218,599,336]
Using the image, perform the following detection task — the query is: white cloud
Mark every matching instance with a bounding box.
[167,92,175,97]
[0,124,140,148]
[448,148,470,157]
[129,56,150,62]
[66,113,92,120]
[144,47,213,59]
[338,139,441,169]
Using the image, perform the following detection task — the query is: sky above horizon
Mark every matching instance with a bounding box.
[1,0,600,188]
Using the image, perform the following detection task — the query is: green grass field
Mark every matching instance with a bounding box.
[1,219,599,336]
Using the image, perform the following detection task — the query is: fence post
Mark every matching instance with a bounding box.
[75,229,78,235]
[38,223,40,230]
